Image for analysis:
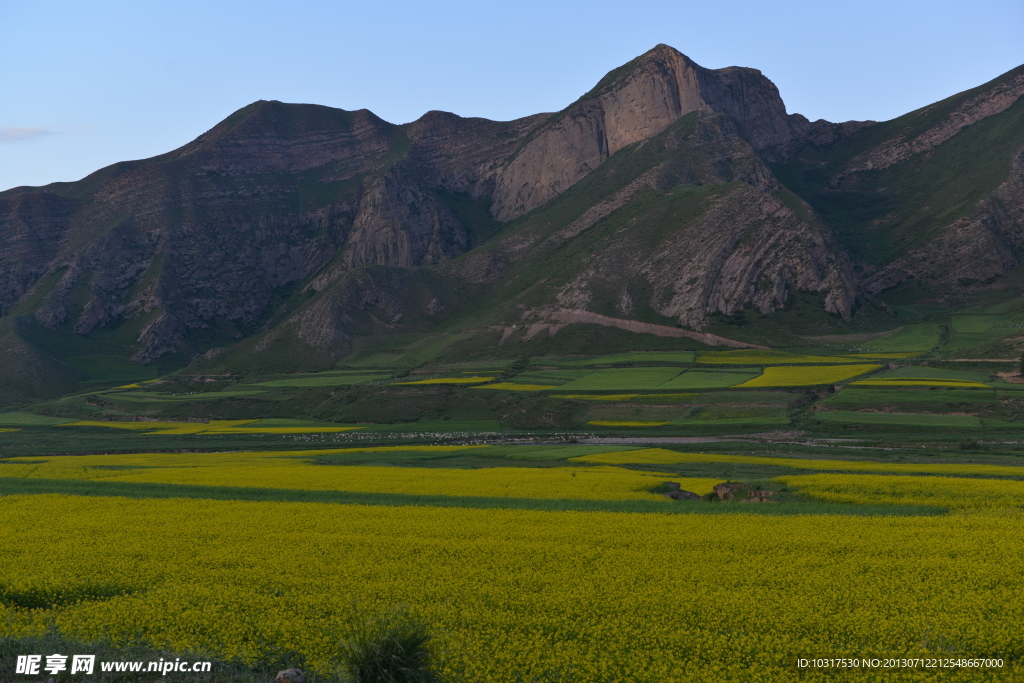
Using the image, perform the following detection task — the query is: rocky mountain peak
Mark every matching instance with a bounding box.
[489,45,804,220]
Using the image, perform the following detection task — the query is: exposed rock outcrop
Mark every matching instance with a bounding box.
[491,45,806,221]
[343,162,468,268]
[552,181,857,329]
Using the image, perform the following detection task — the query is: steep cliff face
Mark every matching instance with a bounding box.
[490,44,811,221]
[343,162,469,268]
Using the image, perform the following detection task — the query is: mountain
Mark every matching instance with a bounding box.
[1,45,1022,404]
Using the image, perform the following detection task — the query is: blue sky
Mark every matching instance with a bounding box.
[1,0,1021,192]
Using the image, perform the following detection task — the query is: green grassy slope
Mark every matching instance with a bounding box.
[773,66,1024,266]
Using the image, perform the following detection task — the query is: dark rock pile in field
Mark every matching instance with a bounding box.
[662,481,703,501]
[713,482,779,503]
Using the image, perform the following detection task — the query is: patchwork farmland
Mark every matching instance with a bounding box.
[4,308,1024,681]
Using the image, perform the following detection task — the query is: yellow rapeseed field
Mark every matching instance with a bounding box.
[0,447,486,481]
[62,420,256,431]
[2,495,1022,681]
[0,449,707,501]
[60,420,363,434]
[733,364,881,387]
[572,448,1024,478]
[778,473,1024,510]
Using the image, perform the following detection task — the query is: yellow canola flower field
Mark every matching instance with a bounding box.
[471,382,559,391]
[0,447,485,481]
[0,428,20,432]
[3,495,1023,682]
[572,448,1024,478]
[734,364,881,387]
[60,420,362,434]
[62,420,254,431]
[779,473,1024,510]
[0,449,705,501]
[392,376,495,385]
[851,379,990,388]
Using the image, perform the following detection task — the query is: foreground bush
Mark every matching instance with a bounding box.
[339,614,437,683]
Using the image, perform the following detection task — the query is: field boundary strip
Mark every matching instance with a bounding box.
[0,478,944,516]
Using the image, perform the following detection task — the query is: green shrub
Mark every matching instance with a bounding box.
[339,614,438,683]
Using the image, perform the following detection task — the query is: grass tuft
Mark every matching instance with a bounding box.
[339,613,438,683]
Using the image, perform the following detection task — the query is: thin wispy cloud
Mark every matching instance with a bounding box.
[0,126,58,143]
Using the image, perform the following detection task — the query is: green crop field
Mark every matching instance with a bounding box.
[697,350,855,364]
[251,374,391,387]
[499,445,642,460]
[940,335,1000,353]
[875,366,992,382]
[360,420,504,432]
[0,411,74,426]
[243,418,357,428]
[508,370,591,384]
[557,367,682,390]
[697,391,800,404]
[676,406,789,426]
[939,314,1022,356]
[472,382,559,391]
[813,411,983,427]
[340,352,407,367]
[859,324,941,352]
[656,370,760,389]
[553,392,700,401]
[112,390,268,402]
[563,351,697,366]
[822,388,999,404]
[951,316,1014,334]
[585,405,690,422]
